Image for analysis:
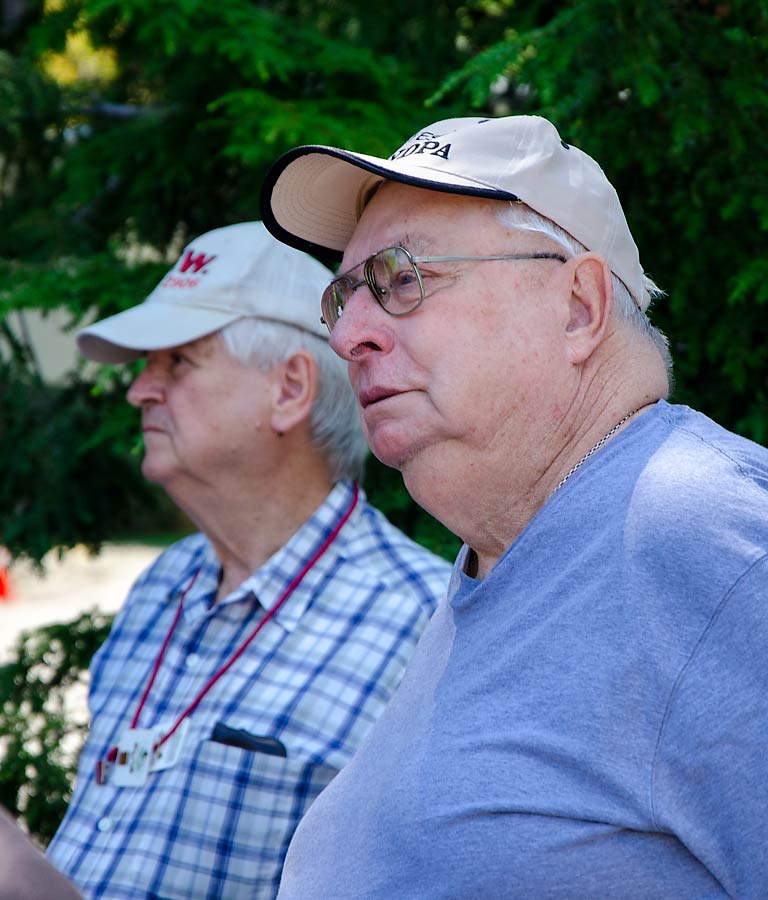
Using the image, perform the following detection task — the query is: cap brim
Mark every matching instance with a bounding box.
[260,145,519,259]
[77,301,242,364]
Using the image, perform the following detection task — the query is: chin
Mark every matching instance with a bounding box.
[368,431,413,471]
[372,450,407,471]
[371,429,436,473]
[141,458,173,487]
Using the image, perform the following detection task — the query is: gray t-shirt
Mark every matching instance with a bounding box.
[277,402,768,899]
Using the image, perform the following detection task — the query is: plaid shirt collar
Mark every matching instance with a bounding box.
[168,481,360,633]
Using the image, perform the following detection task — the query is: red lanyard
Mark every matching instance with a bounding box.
[109,484,359,760]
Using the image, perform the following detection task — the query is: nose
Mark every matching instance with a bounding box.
[329,284,395,362]
[126,360,164,408]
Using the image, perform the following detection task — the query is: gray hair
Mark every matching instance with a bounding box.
[495,202,674,389]
[218,318,368,483]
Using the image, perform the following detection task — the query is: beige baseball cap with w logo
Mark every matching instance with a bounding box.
[77,220,332,364]
[260,115,651,311]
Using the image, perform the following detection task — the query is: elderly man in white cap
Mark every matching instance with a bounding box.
[46,221,450,900]
[260,117,768,898]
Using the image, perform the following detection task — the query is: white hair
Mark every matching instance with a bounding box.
[219,318,368,483]
[495,202,674,389]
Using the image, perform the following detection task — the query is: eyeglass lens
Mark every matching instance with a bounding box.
[322,247,424,331]
[368,247,423,314]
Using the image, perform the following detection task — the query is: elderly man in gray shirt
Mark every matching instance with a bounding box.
[261,114,768,898]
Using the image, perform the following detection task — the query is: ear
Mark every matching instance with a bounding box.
[269,350,318,435]
[563,254,613,364]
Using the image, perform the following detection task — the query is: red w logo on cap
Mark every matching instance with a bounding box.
[179,249,216,274]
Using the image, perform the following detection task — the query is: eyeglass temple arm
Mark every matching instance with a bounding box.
[412,252,568,264]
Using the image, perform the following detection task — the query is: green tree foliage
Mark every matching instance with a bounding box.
[432,0,768,441]
[0,610,113,842]
[0,254,170,564]
[1,0,471,564]
[0,358,160,563]
[1,0,470,258]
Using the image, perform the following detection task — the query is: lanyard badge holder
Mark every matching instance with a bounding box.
[96,484,360,788]
[97,719,191,787]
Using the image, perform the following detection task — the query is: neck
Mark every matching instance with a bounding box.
[408,334,669,581]
[454,405,650,581]
[169,453,336,603]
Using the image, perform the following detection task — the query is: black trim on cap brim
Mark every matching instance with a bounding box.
[260,144,520,262]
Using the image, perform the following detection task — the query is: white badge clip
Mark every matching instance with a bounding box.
[110,727,158,787]
[150,718,190,772]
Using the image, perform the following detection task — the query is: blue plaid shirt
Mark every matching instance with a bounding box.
[48,481,450,899]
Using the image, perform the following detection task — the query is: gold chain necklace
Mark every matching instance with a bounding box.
[556,408,641,491]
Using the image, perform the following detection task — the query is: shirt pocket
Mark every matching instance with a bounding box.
[164,737,339,898]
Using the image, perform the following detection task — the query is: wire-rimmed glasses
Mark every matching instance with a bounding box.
[320,245,568,332]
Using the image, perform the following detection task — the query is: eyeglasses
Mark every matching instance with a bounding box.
[320,245,568,332]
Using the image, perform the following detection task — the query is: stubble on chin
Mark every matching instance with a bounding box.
[362,397,443,473]
[372,431,434,477]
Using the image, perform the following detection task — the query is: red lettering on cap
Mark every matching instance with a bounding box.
[179,249,216,274]
[161,275,201,289]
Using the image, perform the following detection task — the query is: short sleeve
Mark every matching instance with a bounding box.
[652,554,768,897]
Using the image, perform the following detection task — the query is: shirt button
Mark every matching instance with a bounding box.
[185,653,201,669]
[97,817,112,832]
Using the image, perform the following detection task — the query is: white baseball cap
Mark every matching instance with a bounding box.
[260,115,651,311]
[77,220,332,363]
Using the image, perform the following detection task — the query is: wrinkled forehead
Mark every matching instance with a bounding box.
[342,182,505,267]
